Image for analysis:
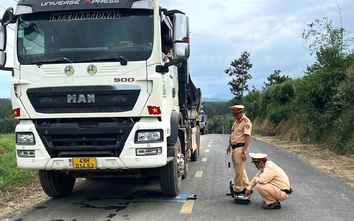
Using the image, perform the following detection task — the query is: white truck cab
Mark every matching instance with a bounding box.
[0,0,201,198]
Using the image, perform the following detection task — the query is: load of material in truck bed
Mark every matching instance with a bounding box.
[178,61,201,122]
[187,75,201,110]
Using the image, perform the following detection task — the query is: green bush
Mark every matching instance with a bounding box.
[331,105,354,155]
[0,134,37,192]
[244,89,261,121]
[259,89,272,120]
[0,98,13,118]
[344,135,354,155]
[268,81,295,105]
[207,114,233,134]
[268,105,289,125]
[0,117,17,134]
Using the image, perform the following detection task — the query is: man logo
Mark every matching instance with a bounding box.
[67,94,95,103]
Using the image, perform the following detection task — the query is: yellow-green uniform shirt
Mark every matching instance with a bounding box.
[230,114,252,145]
[249,161,291,190]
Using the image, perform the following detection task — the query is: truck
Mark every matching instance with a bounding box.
[0,0,201,198]
[198,103,207,135]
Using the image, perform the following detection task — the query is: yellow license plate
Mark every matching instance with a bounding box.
[72,157,96,169]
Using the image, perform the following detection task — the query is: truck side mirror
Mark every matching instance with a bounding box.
[173,14,190,60]
[0,24,7,67]
[156,59,183,74]
[0,51,6,67]
[1,7,15,26]
[0,25,7,51]
[156,65,169,73]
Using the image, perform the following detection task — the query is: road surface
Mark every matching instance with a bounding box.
[1,134,353,221]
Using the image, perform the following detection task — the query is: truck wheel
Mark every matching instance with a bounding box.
[191,126,200,161]
[159,139,182,196]
[39,170,76,198]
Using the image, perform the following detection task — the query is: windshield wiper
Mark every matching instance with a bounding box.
[76,56,128,65]
[36,57,73,65]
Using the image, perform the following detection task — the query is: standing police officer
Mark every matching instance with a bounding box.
[226,105,252,195]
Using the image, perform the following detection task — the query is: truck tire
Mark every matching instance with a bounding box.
[159,139,182,196]
[191,126,200,161]
[39,170,76,198]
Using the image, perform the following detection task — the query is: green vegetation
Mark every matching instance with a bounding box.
[0,98,17,134]
[0,99,37,192]
[206,17,354,156]
[0,134,37,192]
[224,51,253,101]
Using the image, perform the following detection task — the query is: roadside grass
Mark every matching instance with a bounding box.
[0,134,37,192]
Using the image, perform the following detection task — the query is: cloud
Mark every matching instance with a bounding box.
[0,0,353,100]
[163,0,354,99]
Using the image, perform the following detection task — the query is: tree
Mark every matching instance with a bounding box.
[263,70,291,90]
[0,98,17,134]
[302,17,354,74]
[0,117,17,134]
[224,51,253,101]
[0,98,13,119]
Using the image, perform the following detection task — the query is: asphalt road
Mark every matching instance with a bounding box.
[1,134,353,221]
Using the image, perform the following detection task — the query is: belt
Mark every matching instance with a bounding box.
[281,187,293,195]
[231,143,245,149]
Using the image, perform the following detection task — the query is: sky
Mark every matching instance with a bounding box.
[1,0,354,100]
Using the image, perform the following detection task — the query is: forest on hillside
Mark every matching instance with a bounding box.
[205,17,354,156]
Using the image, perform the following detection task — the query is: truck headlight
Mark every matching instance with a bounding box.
[135,130,163,143]
[16,132,35,145]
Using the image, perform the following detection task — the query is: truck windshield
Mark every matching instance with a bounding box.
[17,9,153,64]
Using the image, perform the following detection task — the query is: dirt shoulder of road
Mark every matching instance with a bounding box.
[0,179,47,219]
[254,135,354,188]
[1,135,353,218]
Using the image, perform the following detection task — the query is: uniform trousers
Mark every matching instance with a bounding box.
[256,183,289,204]
[231,149,249,192]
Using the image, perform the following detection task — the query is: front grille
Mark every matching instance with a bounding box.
[27,86,140,113]
[35,118,136,158]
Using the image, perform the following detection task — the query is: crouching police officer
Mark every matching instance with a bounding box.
[245,153,293,209]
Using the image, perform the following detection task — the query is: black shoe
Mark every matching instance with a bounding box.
[234,189,248,196]
[228,181,237,198]
[234,191,242,195]
[262,201,281,209]
[242,189,253,195]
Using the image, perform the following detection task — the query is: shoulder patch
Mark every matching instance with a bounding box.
[241,117,249,122]
[245,124,251,130]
